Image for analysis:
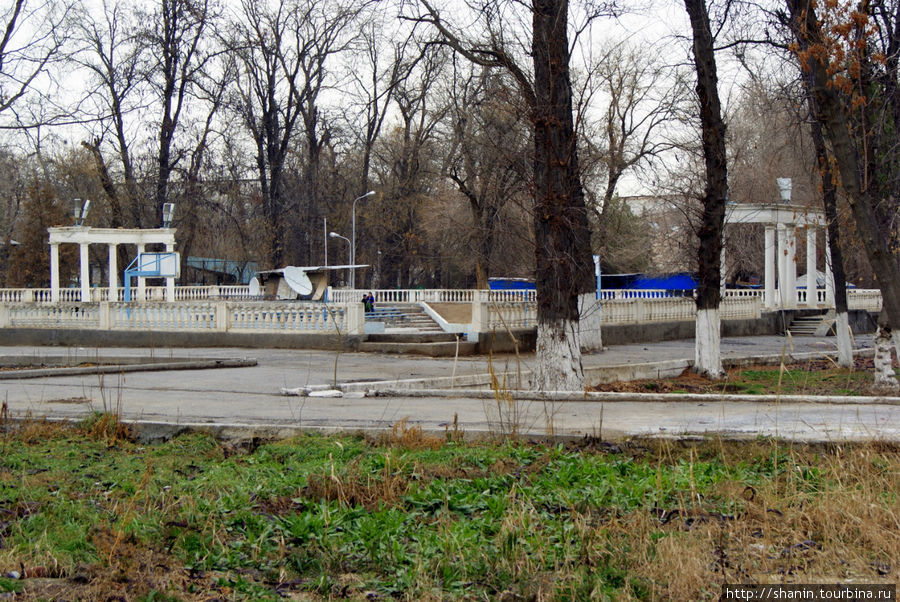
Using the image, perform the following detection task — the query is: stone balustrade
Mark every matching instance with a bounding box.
[0,301,362,334]
[0,286,883,338]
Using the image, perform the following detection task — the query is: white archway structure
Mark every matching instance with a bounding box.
[725,204,828,310]
[47,227,177,303]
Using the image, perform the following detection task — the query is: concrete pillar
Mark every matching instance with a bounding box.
[79,243,90,303]
[719,241,727,295]
[165,243,176,302]
[806,227,817,307]
[108,244,118,302]
[214,300,229,331]
[344,301,365,335]
[98,301,110,329]
[825,229,835,306]
[764,226,776,309]
[785,226,797,309]
[469,289,489,341]
[776,225,786,308]
[50,243,60,303]
[136,244,146,301]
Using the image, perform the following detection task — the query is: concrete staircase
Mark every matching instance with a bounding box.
[787,311,829,336]
[359,332,477,357]
[365,304,444,333]
[360,304,476,356]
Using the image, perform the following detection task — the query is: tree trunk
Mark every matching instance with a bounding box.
[529,0,595,391]
[684,0,727,379]
[806,83,853,367]
[786,0,900,362]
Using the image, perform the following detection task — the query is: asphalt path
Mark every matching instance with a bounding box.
[0,334,897,442]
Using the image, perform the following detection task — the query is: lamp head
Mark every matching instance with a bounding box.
[72,199,91,226]
[162,203,176,227]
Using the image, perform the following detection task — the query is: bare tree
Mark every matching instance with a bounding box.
[784,0,900,379]
[573,41,688,272]
[228,0,358,268]
[443,61,530,288]
[0,0,72,120]
[141,0,218,225]
[367,44,448,288]
[684,0,728,379]
[345,13,419,199]
[412,0,599,390]
[73,0,146,228]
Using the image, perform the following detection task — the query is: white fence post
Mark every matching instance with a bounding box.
[215,301,228,332]
[0,305,9,328]
[98,302,110,330]
[345,302,364,335]
[470,290,488,339]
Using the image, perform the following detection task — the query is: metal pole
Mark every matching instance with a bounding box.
[351,191,375,289]
[351,206,356,288]
[323,217,328,267]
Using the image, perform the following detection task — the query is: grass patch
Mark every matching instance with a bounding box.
[0,420,896,599]
[592,356,899,396]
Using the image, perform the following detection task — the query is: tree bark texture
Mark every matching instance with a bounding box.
[684,0,727,378]
[530,0,595,391]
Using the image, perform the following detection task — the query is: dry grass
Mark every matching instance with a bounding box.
[609,441,900,599]
[377,417,446,450]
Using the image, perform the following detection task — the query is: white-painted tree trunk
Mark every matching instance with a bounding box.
[873,325,898,392]
[695,308,724,379]
[577,293,603,352]
[532,318,584,391]
[834,311,853,368]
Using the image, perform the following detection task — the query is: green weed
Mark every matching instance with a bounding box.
[0,430,894,600]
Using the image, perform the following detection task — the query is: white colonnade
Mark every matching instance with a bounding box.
[726,204,828,310]
[47,227,177,303]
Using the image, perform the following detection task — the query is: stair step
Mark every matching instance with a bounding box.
[358,341,477,357]
[787,312,827,336]
[367,332,459,343]
[364,303,444,333]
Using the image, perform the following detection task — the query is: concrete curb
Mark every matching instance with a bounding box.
[366,388,900,405]
[5,416,892,445]
[0,358,258,379]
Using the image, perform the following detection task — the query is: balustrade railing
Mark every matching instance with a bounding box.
[0,286,884,337]
[0,301,361,334]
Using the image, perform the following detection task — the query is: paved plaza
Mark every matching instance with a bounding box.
[0,334,897,443]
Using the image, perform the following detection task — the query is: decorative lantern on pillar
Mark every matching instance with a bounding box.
[776,178,792,203]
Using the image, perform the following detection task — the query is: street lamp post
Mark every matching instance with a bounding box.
[351,190,375,289]
[329,232,350,286]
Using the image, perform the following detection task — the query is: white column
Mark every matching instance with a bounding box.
[50,243,60,303]
[108,244,118,302]
[785,225,797,309]
[136,244,146,301]
[764,226,776,309]
[79,243,90,303]
[785,226,797,309]
[806,227,817,307]
[165,242,176,302]
[719,241,727,295]
[776,225,786,308]
[825,229,835,306]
